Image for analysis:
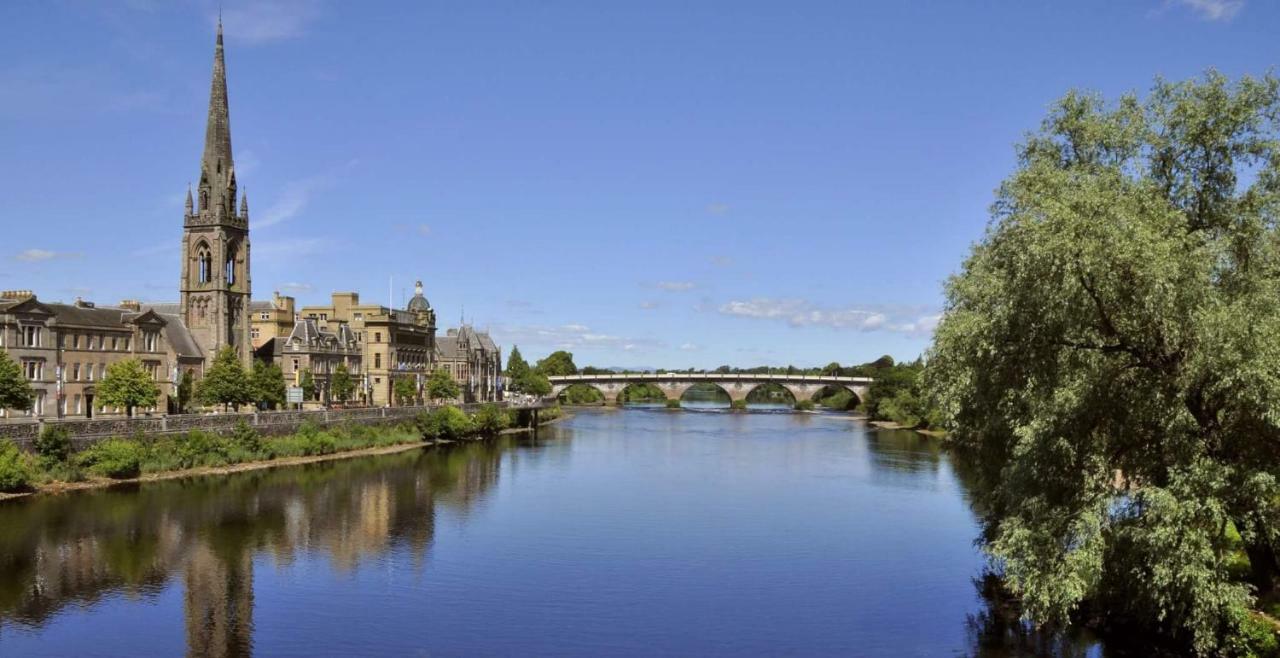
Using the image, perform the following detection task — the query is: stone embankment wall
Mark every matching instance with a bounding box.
[0,402,544,451]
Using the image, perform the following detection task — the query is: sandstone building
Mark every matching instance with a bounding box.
[435,325,503,403]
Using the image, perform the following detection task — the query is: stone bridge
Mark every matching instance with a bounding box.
[548,373,872,406]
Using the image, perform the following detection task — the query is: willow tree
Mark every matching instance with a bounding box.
[928,72,1280,654]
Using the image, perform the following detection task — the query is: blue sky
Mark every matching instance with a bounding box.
[1,0,1275,369]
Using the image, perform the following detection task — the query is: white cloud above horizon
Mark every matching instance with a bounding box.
[15,249,80,262]
[718,298,941,335]
[1175,0,1244,21]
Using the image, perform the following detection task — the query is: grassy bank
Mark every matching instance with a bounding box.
[0,404,562,498]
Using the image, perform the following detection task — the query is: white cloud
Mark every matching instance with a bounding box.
[656,281,696,292]
[638,300,661,310]
[679,343,701,351]
[1175,0,1244,21]
[256,161,358,229]
[220,0,324,44]
[718,298,940,335]
[491,323,664,353]
[417,224,431,237]
[15,249,80,262]
[706,203,730,216]
[278,282,313,293]
[709,255,733,267]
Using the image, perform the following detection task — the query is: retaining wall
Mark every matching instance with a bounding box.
[0,402,536,451]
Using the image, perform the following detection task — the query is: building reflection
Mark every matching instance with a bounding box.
[0,439,511,656]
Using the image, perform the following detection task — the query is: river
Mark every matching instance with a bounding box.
[0,407,1107,656]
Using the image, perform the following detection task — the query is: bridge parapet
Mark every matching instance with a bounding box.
[549,373,872,406]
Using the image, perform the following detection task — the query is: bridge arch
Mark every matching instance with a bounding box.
[679,382,734,407]
[744,382,797,407]
[557,383,609,405]
[618,382,667,406]
[810,384,863,410]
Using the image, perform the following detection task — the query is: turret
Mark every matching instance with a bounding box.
[240,192,248,220]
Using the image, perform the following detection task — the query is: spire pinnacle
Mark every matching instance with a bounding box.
[199,19,235,221]
[185,185,194,213]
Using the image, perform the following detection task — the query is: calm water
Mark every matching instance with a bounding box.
[0,407,1105,656]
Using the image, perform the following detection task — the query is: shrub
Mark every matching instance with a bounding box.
[77,438,144,479]
[794,399,815,411]
[416,406,474,441]
[230,420,262,455]
[34,425,72,465]
[730,399,748,410]
[173,430,233,469]
[471,404,510,435]
[665,399,682,409]
[0,441,33,492]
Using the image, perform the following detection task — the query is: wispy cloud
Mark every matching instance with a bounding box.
[679,343,701,351]
[709,256,733,267]
[706,203,730,216]
[220,0,324,44]
[417,224,431,237]
[718,298,940,335]
[131,241,179,257]
[256,161,357,229]
[1174,0,1244,21]
[655,281,696,292]
[278,281,313,293]
[15,249,81,262]
[638,300,661,310]
[491,323,664,353]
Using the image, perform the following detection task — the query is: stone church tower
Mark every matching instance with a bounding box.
[180,20,252,366]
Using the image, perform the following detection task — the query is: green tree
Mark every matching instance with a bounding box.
[250,360,286,410]
[393,377,419,406]
[197,347,254,411]
[97,359,161,417]
[518,372,552,397]
[331,363,355,404]
[822,362,843,376]
[426,368,460,402]
[534,350,577,377]
[506,345,531,390]
[928,72,1280,655]
[176,369,195,413]
[0,350,34,413]
[298,368,316,401]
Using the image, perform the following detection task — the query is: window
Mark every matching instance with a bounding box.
[374,353,381,369]
[260,312,271,320]
[251,328,260,339]
[31,392,45,417]
[111,337,118,350]
[59,334,66,348]
[374,332,381,343]
[98,364,106,381]
[73,334,80,349]
[225,254,236,284]
[144,332,158,352]
[72,363,80,380]
[292,358,299,373]
[22,361,42,380]
[22,326,40,347]
[73,394,82,415]
[123,337,130,351]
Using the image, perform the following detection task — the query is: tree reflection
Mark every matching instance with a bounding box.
[0,440,510,655]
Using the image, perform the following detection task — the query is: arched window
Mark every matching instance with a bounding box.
[225,245,237,285]
[196,244,212,284]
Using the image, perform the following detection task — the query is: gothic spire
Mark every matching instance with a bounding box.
[199,17,235,219]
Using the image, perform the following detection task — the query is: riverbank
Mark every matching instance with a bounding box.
[0,406,566,502]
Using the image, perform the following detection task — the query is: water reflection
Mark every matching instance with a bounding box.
[0,440,510,656]
[0,412,1112,657]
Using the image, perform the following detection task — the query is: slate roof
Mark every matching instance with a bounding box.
[154,314,203,360]
[436,335,462,360]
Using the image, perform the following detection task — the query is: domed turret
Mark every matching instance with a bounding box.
[407,280,431,312]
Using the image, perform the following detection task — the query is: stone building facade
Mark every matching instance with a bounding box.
[299,281,437,407]
[435,325,503,403]
[250,293,299,350]
[0,292,203,419]
[255,319,363,405]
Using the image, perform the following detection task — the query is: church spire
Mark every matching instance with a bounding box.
[199,17,236,221]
